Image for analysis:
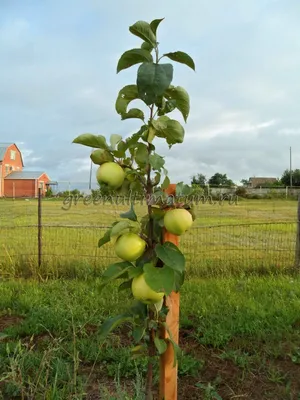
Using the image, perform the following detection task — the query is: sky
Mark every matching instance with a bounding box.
[1,0,300,190]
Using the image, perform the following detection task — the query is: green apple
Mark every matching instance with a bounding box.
[164,208,193,235]
[90,149,114,165]
[115,232,146,261]
[96,162,125,189]
[131,273,164,304]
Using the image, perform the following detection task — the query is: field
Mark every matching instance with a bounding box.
[0,198,300,399]
[0,197,298,278]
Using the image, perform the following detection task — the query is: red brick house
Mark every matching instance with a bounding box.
[0,143,51,198]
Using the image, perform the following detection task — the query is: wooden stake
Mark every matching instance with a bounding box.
[159,184,179,400]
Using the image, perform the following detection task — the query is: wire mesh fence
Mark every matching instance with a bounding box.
[0,195,299,278]
[0,221,298,279]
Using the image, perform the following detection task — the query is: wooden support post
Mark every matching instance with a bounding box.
[38,187,42,270]
[159,184,179,400]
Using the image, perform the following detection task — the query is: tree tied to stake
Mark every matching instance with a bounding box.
[73,18,195,399]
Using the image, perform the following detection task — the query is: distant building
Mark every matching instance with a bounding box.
[0,143,54,198]
[248,177,278,188]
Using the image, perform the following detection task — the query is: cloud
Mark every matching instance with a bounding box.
[0,0,299,188]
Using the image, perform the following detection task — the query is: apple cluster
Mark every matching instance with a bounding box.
[94,158,194,304]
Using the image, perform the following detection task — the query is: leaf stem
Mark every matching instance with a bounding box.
[155,46,159,64]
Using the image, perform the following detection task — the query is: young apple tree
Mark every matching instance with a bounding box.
[73,18,195,399]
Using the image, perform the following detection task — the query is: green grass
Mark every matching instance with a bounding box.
[1,276,300,399]
[0,198,300,398]
[0,198,298,279]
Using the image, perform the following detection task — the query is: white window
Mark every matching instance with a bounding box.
[10,150,16,160]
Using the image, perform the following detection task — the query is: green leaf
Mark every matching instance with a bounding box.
[113,140,127,158]
[144,263,174,295]
[130,180,144,194]
[151,206,165,220]
[152,172,161,186]
[127,266,143,279]
[135,143,149,166]
[115,179,131,196]
[102,261,133,282]
[110,134,122,150]
[132,325,146,342]
[129,20,157,46]
[176,182,193,196]
[117,48,153,73]
[124,126,148,151]
[110,220,140,242]
[150,18,164,35]
[73,133,108,149]
[99,314,133,342]
[115,85,140,116]
[174,270,185,292]
[118,280,133,292]
[131,344,148,359]
[161,176,170,190]
[130,300,148,319]
[120,203,138,221]
[163,51,195,71]
[164,120,185,145]
[141,41,154,52]
[98,228,112,248]
[157,99,177,116]
[121,108,145,121]
[155,242,185,273]
[165,86,190,122]
[145,126,154,143]
[152,116,169,137]
[152,218,164,243]
[152,117,184,145]
[154,336,168,355]
[137,63,173,106]
[149,153,165,170]
[118,140,128,152]
[168,337,182,367]
[161,322,182,367]
[91,149,114,165]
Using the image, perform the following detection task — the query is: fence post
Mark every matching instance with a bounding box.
[38,187,42,269]
[159,184,179,400]
[295,195,300,269]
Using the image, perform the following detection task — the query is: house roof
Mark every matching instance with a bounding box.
[0,143,12,162]
[249,177,277,183]
[0,142,24,166]
[4,171,46,180]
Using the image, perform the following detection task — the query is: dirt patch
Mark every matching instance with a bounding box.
[80,326,300,400]
[0,315,24,331]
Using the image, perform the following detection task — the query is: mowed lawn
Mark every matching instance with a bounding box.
[0,198,298,278]
[1,276,300,399]
[0,198,300,399]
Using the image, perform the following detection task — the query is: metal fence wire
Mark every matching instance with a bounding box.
[0,194,299,278]
[0,221,298,278]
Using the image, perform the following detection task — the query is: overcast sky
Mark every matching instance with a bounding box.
[1,0,299,188]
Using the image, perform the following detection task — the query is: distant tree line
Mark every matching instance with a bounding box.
[191,173,234,187]
[45,168,300,199]
[191,169,300,188]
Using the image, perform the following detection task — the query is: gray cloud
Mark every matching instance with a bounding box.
[0,0,299,187]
